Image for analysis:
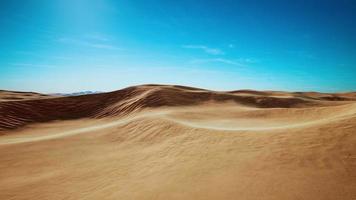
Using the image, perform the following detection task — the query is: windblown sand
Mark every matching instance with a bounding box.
[0,85,355,200]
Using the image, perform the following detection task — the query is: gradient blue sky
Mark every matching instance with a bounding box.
[0,0,355,93]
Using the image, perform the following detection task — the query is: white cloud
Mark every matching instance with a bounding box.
[85,34,110,41]
[190,58,246,66]
[236,58,258,63]
[15,51,72,60]
[86,43,120,50]
[182,45,224,55]
[286,50,315,59]
[11,63,56,68]
[58,38,121,50]
[50,56,72,60]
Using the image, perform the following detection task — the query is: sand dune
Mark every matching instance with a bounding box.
[0,85,355,200]
[0,90,57,102]
[1,85,353,131]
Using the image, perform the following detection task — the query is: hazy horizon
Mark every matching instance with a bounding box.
[1,0,356,93]
[2,83,356,95]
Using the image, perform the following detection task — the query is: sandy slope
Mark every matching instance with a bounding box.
[0,90,57,102]
[0,85,355,200]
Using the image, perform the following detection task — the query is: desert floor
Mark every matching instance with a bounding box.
[0,85,355,200]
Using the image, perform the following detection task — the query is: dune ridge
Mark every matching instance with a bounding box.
[0,85,356,200]
[1,84,355,131]
[0,90,57,102]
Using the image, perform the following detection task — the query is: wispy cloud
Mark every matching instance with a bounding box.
[58,38,121,50]
[190,58,246,66]
[10,63,56,68]
[86,43,120,50]
[50,56,72,60]
[235,58,258,63]
[286,50,315,59]
[182,45,224,55]
[15,51,72,60]
[84,34,110,41]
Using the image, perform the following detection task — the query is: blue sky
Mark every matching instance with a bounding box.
[0,0,355,93]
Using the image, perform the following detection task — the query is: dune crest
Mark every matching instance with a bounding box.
[1,84,355,131]
[0,85,355,200]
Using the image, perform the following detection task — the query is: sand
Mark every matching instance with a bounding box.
[0,85,355,200]
[0,90,58,102]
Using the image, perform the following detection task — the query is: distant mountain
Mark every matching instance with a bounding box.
[51,91,102,96]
